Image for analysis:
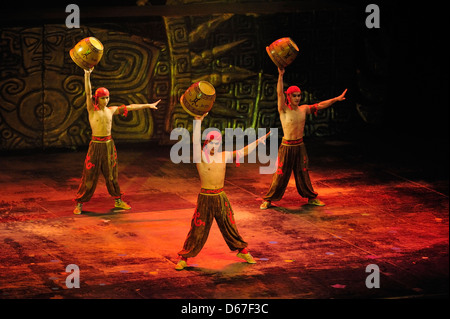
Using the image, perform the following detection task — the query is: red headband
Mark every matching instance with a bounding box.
[285,86,301,95]
[284,86,301,110]
[207,131,222,142]
[93,87,110,110]
[94,87,110,97]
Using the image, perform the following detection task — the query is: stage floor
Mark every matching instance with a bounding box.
[0,135,448,300]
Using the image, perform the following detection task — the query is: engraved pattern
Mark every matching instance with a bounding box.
[164,8,354,138]
[0,25,162,150]
[1,4,355,150]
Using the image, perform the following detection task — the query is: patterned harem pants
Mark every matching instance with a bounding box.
[74,136,122,203]
[263,137,318,202]
[178,188,248,258]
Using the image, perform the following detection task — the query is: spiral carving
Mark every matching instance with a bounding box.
[0,26,161,149]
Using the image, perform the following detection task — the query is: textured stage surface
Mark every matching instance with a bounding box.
[0,134,448,302]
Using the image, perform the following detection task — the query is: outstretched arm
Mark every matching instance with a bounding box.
[112,99,161,115]
[307,89,347,114]
[123,100,161,111]
[232,131,271,160]
[84,68,94,111]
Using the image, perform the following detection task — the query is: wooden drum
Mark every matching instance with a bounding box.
[70,37,104,70]
[266,37,299,69]
[180,81,216,117]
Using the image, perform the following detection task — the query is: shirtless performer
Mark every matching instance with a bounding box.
[73,68,160,214]
[175,113,270,270]
[260,67,347,209]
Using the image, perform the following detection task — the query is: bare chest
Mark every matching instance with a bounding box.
[197,158,226,184]
[281,109,306,127]
[89,109,113,134]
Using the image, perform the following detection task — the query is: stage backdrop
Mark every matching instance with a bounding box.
[0,3,356,150]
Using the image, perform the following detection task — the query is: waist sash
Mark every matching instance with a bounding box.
[200,188,224,195]
[92,135,112,143]
[281,137,303,146]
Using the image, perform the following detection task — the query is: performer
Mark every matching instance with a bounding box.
[175,112,270,270]
[260,67,347,209]
[73,68,160,214]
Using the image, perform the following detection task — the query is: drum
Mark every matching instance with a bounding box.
[180,81,216,117]
[266,37,299,69]
[70,37,104,70]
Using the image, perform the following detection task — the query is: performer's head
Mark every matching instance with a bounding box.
[203,130,222,156]
[93,87,110,110]
[285,86,301,109]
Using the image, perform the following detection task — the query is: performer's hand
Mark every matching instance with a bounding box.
[278,67,285,76]
[149,99,161,109]
[258,131,271,145]
[194,112,208,121]
[336,89,347,101]
[84,67,94,75]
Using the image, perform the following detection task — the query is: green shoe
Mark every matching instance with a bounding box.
[308,198,325,206]
[73,203,82,215]
[237,252,257,264]
[115,199,131,210]
[260,201,271,210]
[175,259,187,270]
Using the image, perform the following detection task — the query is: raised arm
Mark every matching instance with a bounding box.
[277,68,286,113]
[193,112,208,163]
[84,68,94,111]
